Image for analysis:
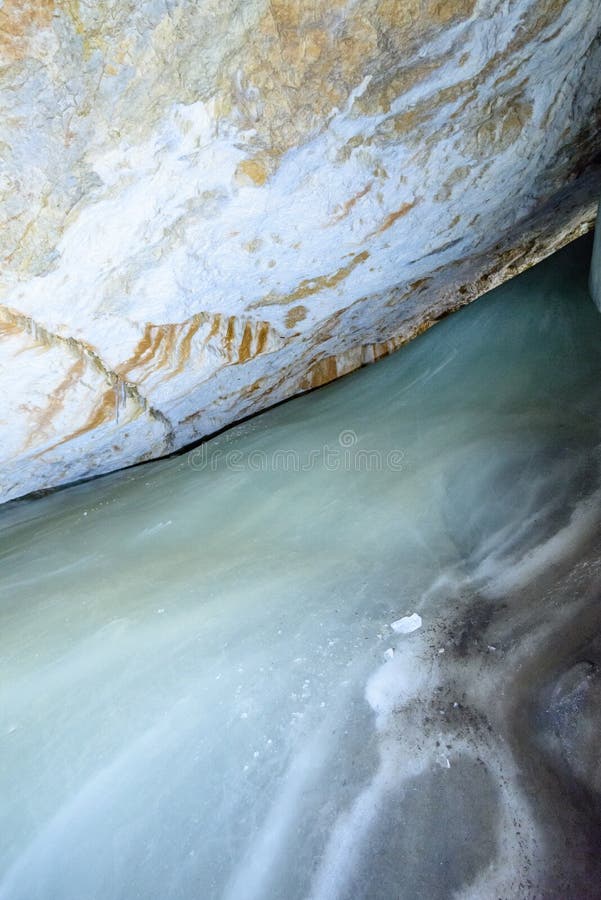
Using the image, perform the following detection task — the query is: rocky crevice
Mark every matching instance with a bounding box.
[0,304,175,441]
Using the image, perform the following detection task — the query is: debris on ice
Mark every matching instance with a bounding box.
[391,613,422,634]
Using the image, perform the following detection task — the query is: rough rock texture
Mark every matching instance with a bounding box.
[0,0,600,502]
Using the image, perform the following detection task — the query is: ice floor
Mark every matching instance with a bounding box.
[1,236,601,899]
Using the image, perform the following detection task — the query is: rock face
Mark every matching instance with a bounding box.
[0,0,600,502]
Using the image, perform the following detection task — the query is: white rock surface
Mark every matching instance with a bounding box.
[0,0,600,501]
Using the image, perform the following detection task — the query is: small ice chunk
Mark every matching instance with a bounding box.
[384,647,395,660]
[391,613,422,634]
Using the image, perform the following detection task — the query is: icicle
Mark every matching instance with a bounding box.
[114,379,121,424]
[114,378,127,424]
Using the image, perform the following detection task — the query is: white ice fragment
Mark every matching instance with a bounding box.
[384,647,394,660]
[391,613,422,634]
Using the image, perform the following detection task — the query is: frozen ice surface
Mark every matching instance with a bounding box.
[1,237,601,898]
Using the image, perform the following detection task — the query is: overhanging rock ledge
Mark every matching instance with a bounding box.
[0,0,600,502]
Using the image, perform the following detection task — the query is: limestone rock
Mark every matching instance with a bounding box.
[0,0,600,501]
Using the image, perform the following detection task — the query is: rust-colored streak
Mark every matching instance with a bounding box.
[238,321,253,362]
[225,316,236,348]
[115,310,283,384]
[175,317,203,375]
[207,313,222,341]
[409,277,431,291]
[117,324,164,381]
[42,389,118,454]
[367,198,419,237]
[255,321,271,354]
[285,305,308,328]
[252,250,370,309]
[71,390,116,437]
[329,182,373,225]
[300,355,339,391]
[24,359,86,449]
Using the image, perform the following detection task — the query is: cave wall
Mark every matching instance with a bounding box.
[0,0,600,502]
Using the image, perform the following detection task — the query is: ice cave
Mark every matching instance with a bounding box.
[1,1,601,898]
